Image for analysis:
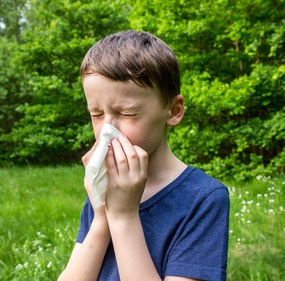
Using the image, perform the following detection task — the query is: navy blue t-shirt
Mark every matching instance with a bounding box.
[76,166,230,281]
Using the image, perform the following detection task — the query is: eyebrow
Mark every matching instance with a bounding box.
[87,106,100,112]
[113,105,139,113]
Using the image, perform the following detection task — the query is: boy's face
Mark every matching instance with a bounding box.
[83,74,171,156]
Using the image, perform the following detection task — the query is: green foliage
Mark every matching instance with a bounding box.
[128,0,285,180]
[0,0,284,180]
[0,0,129,164]
[0,0,27,40]
[170,63,285,180]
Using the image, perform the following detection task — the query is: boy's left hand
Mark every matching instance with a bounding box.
[105,135,148,219]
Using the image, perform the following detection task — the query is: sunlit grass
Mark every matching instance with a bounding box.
[0,165,86,280]
[0,166,284,280]
[227,175,285,280]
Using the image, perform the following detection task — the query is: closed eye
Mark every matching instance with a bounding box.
[118,113,136,117]
[91,113,104,117]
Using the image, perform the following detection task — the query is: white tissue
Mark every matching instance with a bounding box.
[85,123,122,208]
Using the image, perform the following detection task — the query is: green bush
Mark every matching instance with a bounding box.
[0,0,284,180]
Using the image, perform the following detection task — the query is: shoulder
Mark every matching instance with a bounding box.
[175,166,229,202]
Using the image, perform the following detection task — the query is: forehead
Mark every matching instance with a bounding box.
[83,74,164,105]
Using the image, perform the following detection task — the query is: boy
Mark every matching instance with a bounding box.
[58,30,229,281]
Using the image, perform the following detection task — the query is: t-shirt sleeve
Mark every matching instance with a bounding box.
[165,187,230,281]
[76,196,94,243]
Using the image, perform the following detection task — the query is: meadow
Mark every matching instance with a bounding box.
[0,166,284,280]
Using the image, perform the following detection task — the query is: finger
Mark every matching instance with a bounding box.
[117,135,141,169]
[110,137,130,174]
[106,144,118,175]
[133,145,148,173]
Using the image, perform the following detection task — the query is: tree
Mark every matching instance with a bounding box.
[128,0,285,180]
[0,0,27,41]
[1,0,284,180]
[0,0,129,164]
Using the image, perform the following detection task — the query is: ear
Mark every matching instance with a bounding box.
[166,95,184,127]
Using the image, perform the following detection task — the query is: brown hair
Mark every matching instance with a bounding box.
[80,30,180,106]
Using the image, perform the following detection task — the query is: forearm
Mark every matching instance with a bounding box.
[108,213,161,281]
[58,220,110,281]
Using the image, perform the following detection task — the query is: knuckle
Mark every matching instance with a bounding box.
[129,151,138,160]
[117,157,128,166]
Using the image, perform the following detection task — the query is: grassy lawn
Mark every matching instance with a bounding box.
[0,166,284,280]
[0,165,86,280]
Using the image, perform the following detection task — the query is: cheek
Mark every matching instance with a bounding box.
[91,122,103,140]
[119,125,145,145]
[121,125,159,154]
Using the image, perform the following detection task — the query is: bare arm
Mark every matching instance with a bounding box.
[58,142,110,281]
[58,214,110,281]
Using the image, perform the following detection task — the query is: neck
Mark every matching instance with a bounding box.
[142,141,187,202]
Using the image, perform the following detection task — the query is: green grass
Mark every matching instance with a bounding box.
[0,165,86,280]
[227,175,285,280]
[0,166,284,280]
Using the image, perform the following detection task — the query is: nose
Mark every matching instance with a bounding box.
[103,114,118,128]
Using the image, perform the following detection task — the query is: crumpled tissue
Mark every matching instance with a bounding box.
[85,123,122,208]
